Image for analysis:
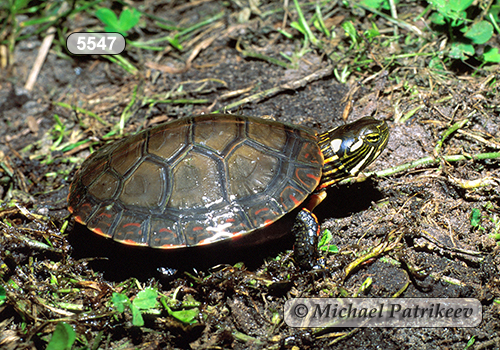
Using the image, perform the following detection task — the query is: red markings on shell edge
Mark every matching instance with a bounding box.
[97,212,113,219]
[289,194,301,206]
[73,214,84,224]
[159,243,182,249]
[303,152,320,163]
[92,227,107,237]
[122,239,146,246]
[294,169,321,190]
[199,231,241,244]
[158,227,174,233]
[198,238,211,245]
[123,222,141,228]
[264,219,273,226]
[306,173,321,181]
[254,207,270,215]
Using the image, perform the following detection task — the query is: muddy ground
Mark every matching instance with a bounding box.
[1,0,500,349]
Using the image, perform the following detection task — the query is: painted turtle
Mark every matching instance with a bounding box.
[68,113,389,267]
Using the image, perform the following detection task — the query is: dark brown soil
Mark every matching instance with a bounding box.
[1,1,500,349]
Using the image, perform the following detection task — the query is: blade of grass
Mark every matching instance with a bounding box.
[104,54,138,75]
[293,0,320,47]
[53,102,110,126]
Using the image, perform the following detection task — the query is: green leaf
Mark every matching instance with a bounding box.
[95,8,119,29]
[470,208,481,227]
[429,57,445,71]
[118,8,141,32]
[130,304,144,326]
[381,0,397,10]
[429,12,446,25]
[359,277,373,292]
[449,42,474,59]
[359,0,386,10]
[365,22,380,39]
[133,288,158,310]
[290,21,307,36]
[292,0,319,46]
[46,322,76,350]
[464,335,476,349]
[318,229,333,247]
[318,229,339,253]
[313,4,330,37]
[111,292,129,313]
[342,21,360,46]
[489,4,500,23]
[483,46,500,63]
[428,0,471,21]
[12,0,30,13]
[0,285,6,306]
[166,306,199,324]
[463,21,493,44]
[95,7,141,36]
[448,0,474,12]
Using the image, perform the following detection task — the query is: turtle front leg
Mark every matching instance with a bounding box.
[292,209,320,270]
[292,191,327,270]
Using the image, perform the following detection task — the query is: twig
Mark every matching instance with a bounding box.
[24,27,56,91]
[215,64,334,112]
[364,152,500,180]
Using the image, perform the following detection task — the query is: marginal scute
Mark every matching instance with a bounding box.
[294,167,322,191]
[70,201,93,224]
[120,160,164,208]
[297,140,323,165]
[113,214,147,245]
[181,219,213,246]
[150,217,182,247]
[246,201,282,228]
[278,184,308,212]
[248,120,287,151]
[88,171,120,200]
[86,204,119,238]
[168,151,223,209]
[227,143,279,200]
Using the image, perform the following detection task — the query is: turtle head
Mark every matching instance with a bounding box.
[317,116,389,190]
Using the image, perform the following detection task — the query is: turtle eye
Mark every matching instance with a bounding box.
[364,132,382,145]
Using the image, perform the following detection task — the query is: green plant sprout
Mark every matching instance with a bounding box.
[46,322,76,350]
[161,287,200,325]
[112,287,159,327]
[95,7,141,37]
[318,229,339,254]
[353,0,500,65]
[427,0,499,63]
